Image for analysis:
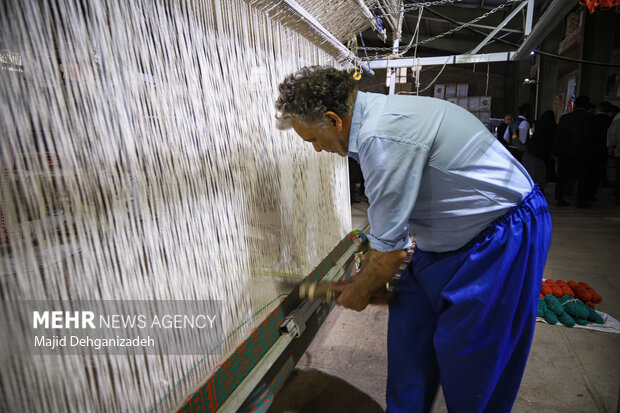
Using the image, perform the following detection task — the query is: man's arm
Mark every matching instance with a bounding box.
[331,248,407,311]
[339,136,427,311]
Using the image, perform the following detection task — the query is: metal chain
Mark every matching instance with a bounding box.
[371,0,458,18]
[355,0,522,56]
[415,0,520,47]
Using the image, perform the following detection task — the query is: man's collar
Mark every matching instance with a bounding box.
[348,91,366,159]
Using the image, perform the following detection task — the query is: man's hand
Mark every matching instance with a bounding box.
[331,280,373,311]
[330,248,407,312]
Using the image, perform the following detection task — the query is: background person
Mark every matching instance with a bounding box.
[607,111,620,205]
[555,95,596,207]
[592,101,613,195]
[496,113,513,147]
[503,104,531,163]
[521,110,556,192]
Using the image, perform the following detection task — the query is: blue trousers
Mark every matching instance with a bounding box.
[387,187,552,413]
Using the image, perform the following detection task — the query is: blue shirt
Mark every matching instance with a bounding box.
[348,92,533,253]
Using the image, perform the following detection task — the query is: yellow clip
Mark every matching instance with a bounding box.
[353,71,362,80]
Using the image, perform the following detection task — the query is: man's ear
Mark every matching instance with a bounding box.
[324,111,343,130]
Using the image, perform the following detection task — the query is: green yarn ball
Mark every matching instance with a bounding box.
[587,307,604,324]
[539,294,605,327]
[537,298,547,318]
[544,309,558,324]
[560,295,590,320]
[538,298,558,324]
[544,294,575,327]
[558,312,576,327]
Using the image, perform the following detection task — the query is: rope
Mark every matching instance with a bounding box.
[535,49,620,67]
[359,31,371,71]
[402,6,424,94]
[396,56,451,95]
[397,6,424,60]
[485,63,489,96]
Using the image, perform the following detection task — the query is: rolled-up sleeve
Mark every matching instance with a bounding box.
[358,136,429,252]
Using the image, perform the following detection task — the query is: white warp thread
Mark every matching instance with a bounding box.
[0,0,352,411]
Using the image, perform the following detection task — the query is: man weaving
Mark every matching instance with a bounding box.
[275,66,552,413]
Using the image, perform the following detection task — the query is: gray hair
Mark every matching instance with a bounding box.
[275,66,357,130]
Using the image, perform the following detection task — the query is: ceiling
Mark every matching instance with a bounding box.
[358,0,557,59]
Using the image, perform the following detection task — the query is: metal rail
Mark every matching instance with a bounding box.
[370,51,515,68]
[215,237,363,412]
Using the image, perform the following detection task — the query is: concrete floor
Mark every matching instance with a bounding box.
[270,184,620,413]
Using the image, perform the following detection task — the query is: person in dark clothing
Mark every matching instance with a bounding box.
[496,114,513,147]
[586,102,597,114]
[504,104,531,163]
[608,113,620,205]
[592,101,613,193]
[528,110,557,189]
[554,96,596,207]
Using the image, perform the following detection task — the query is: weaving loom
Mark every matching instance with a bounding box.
[0,0,377,411]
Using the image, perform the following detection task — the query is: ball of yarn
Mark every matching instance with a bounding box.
[556,280,575,297]
[537,298,547,318]
[566,280,603,307]
[541,284,553,296]
[580,282,602,304]
[586,306,604,324]
[560,295,590,320]
[541,279,568,297]
[538,298,558,324]
[544,294,575,327]
[567,280,592,302]
[542,279,603,309]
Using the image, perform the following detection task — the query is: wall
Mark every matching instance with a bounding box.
[359,65,517,118]
[582,9,619,104]
[538,22,564,119]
